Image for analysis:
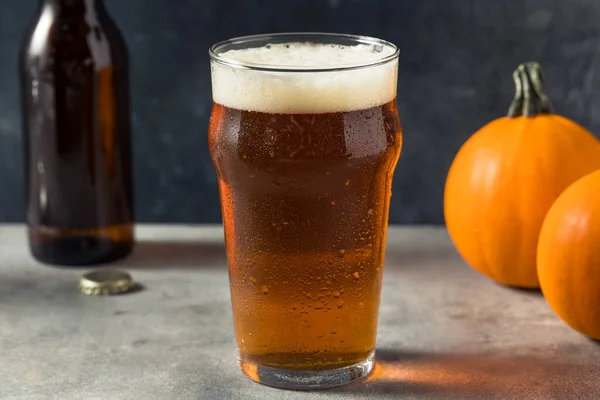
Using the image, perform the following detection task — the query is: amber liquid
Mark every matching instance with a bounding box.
[209,100,402,370]
[20,0,134,266]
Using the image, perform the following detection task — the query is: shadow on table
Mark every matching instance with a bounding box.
[118,240,227,270]
[329,347,600,399]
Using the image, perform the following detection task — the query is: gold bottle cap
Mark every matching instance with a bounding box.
[80,269,135,296]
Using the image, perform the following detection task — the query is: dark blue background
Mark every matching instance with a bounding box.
[1,0,599,224]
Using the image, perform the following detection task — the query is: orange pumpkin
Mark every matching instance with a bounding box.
[444,62,600,288]
[538,170,600,339]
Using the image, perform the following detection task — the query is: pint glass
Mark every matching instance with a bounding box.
[208,33,402,389]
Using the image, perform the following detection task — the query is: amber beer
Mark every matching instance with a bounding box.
[209,34,401,389]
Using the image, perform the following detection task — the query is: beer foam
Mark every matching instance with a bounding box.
[211,42,398,114]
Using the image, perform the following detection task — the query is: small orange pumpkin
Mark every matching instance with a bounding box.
[444,62,600,288]
[538,170,600,339]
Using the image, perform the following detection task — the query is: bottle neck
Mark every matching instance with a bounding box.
[41,0,108,20]
[42,0,103,11]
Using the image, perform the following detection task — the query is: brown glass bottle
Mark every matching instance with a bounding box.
[20,0,134,266]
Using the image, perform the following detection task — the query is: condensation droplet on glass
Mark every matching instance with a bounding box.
[250,276,257,284]
[338,249,346,257]
[332,291,341,298]
[331,330,337,335]
[367,209,374,215]
[330,201,336,206]
[345,179,350,186]
[261,285,269,294]
[353,272,360,280]
[337,300,345,309]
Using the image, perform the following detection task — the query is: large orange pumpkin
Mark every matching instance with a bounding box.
[538,170,600,339]
[444,62,600,288]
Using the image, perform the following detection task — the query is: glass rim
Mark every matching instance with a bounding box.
[208,32,399,73]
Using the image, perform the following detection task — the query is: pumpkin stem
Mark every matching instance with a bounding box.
[507,62,554,118]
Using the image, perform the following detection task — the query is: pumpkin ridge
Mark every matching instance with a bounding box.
[511,118,535,286]
[476,119,511,284]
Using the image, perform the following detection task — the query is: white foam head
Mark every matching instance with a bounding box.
[211,42,398,114]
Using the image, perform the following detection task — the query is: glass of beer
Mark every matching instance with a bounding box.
[208,33,402,389]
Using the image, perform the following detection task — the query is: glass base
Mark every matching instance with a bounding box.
[238,350,375,390]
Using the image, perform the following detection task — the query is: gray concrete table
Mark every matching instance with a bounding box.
[1,225,599,400]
